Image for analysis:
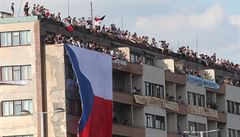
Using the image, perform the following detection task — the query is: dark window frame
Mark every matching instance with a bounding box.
[0,30,31,47]
[1,99,33,117]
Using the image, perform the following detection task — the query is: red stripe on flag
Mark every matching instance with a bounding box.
[79,96,112,137]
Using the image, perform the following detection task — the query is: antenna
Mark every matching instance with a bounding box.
[196,33,199,56]
[121,16,123,30]
[18,0,23,17]
[90,1,93,25]
[67,0,70,16]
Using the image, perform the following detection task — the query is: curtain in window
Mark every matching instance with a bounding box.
[1,67,12,81]
[14,101,22,115]
[3,101,13,116]
[13,66,21,81]
[12,32,20,46]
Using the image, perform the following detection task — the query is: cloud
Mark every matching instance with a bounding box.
[188,4,224,29]
[228,15,240,27]
[135,4,225,31]
[135,15,186,31]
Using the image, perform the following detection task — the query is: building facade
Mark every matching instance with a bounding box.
[0,16,240,137]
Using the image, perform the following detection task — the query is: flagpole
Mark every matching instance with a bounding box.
[18,0,23,16]
[67,0,70,16]
[121,16,123,30]
[90,1,93,26]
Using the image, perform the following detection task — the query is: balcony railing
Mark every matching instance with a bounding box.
[206,84,226,94]
[167,131,182,137]
[112,123,145,137]
[188,105,218,118]
[165,70,186,85]
[112,59,143,75]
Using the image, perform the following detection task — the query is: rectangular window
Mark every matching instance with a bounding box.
[146,113,165,130]
[1,66,13,81]
[13,66,21,81]
[1,32,12,46]
[189,121,206,136]
[12,32,20,46]
[235,102,240,115]
[228,129,236,137]
[146,114,153,128]
[2,101,13,116]
[237,130,240,137]
[0,30,31,47]
[145,57,154,65]
[145,82,153,96]
[188,92,205,107]
[145,82,164,98]
[155,85,164,98]
[1,65,31,81]
[21,65,31,80]
[2,100,33,116]
[3,135,33,137]
[20,31,31,45]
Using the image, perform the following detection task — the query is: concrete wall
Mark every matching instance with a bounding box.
[156,59,174,72]
[226,85,240,133]
[45,44,67,137]
[142,64,165,91]
[144,106,167,137]
[0,21,39,136]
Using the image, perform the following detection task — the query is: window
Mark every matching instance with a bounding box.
[235,102,240,115]
[145,82,153,96]
[1,32,12,46]
[66,99,81,116]
[1,66,13,81]
[146,114,153,128]
[145,57,154,65]
[188,121,206,136]
[228,129,236,137]
[0,30,31,47]
[130,53,141,64]
[237,130,240,137]
[12,32,20,46]
[2,100,33,116]
[188,92,205,107]
[145,82,164,98]
[1,65,31,81]
[227,100,240,115]
[20,31,31,45]
[146,113,165,130]
[155,85,164,98]
[3,135,33,137]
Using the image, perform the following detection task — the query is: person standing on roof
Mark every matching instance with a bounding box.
[11,3,14,17]
[24,2,30,16]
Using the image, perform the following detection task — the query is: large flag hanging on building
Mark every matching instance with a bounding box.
[65,44,112,137]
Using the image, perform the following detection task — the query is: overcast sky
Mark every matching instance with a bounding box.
[1,0,240,64]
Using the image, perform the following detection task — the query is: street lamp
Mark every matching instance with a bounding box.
[20,108,65,137]
[183,129,220,137]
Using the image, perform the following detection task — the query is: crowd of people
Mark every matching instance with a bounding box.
[8,2,239,86]
[45,33,127,61]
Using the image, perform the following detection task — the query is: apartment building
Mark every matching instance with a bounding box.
[0,16,240,137]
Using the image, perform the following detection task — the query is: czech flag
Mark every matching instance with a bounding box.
[94,15,105,22]
[65,44,112,137]
[62,18,74,32]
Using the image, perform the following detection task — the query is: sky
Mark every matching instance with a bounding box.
[1,0,240,64]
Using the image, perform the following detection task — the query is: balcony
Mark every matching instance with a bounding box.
[167,131,181,137]
[178,104,188,115]
[112,124,145,137]
[165,70,186,85]
[112,60,143,75]
[188,105,218,118]
[113,91,135,105]
[206,84,226,94]
[217,112,227,123]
